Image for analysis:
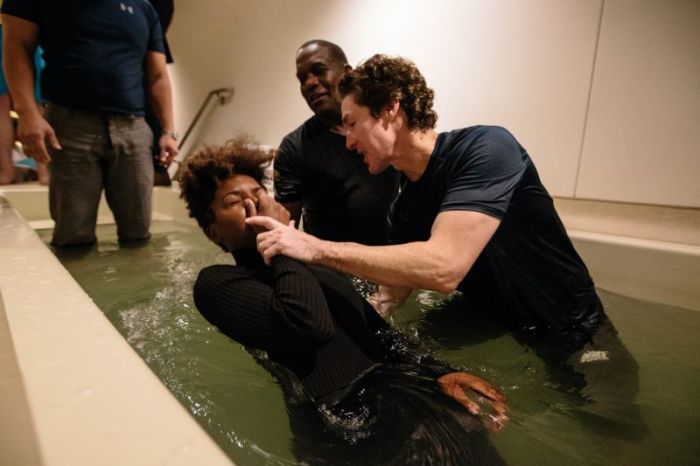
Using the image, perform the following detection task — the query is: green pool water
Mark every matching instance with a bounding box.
[39,221,700,465]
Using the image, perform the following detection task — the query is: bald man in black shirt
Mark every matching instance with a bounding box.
[274,40,400,245]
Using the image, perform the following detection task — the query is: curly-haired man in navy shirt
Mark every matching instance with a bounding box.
[250,54,645,439]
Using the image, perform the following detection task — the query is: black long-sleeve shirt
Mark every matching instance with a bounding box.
[193,253,508,465]
[193,254,400,405]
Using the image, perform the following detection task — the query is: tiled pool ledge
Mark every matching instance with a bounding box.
[0,185,698,465]
[554,197,700,312]
[554,197,700,248]
[0,186,233,466]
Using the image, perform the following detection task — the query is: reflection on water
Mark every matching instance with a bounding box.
[38,222,700,466]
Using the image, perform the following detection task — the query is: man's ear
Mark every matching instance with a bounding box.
[386,100,400,119]
[381,100,401,129]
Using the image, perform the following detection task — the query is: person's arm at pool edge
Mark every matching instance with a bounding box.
[248,209,500,294]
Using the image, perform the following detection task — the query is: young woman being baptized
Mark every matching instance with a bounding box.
[178,137,509,466]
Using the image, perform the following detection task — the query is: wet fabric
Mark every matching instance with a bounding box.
[46,103,153,246]
[419,294,647,442]
[194,254,505,464]
[195,254,392,403]
[390,126,601,338]
[277,363,506,466]
[532,315,647,440]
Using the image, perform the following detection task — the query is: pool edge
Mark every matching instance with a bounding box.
[0,189,234,465]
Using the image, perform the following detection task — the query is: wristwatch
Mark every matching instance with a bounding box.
[162,130,179,141]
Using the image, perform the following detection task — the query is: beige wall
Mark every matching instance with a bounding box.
[577,0,700,207]
[168,0,699,208]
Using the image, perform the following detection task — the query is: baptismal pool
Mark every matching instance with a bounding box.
[38,220,700,466]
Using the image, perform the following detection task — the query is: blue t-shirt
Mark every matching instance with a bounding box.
[389,126,601,340]
[1,0,165,114]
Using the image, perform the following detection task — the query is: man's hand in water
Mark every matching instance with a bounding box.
[367,285,412,319]
[437,372,509,432]
[244,192,292,235]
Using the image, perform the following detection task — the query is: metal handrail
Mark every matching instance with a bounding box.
[178,87,234,150]
[168,86,234,179]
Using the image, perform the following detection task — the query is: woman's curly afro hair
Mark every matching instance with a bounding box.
[178,135,274,232]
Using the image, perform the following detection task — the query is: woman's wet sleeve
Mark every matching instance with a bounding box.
[193,258,334,353]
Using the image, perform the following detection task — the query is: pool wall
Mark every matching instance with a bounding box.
[0,185,233,466]
[1,184,698,465]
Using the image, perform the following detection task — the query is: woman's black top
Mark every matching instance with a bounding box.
[193,252,506,465]
[193,253,408,405]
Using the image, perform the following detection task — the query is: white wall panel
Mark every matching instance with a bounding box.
[169,0,601,197]
[577,0,700,207]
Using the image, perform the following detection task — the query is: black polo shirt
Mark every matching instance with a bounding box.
[275,115,400,245]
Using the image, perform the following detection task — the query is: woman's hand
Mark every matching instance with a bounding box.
[437,372,509,432]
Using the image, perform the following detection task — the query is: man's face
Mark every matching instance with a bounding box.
[296,44,346,120]
[341,94,396,175]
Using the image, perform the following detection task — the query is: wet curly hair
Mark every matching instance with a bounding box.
[178,135,274,233]
[337,54,437,131]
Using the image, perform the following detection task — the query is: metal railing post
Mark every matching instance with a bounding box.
[168,86,234,180]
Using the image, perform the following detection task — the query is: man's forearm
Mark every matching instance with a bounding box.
[2,14,40,116]
[250,210,497,294]
[147,73,175,132]
[312,211,498,293]
[144,50,175,132]
[316,240,463,293]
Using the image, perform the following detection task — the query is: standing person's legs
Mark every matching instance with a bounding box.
[46,104,106,247]
[0,93,15,185]
[104,116,153,243]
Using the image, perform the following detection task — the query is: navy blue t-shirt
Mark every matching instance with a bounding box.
[2,0,164,115]
[275,115,400,245]
[390,126,602,338]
